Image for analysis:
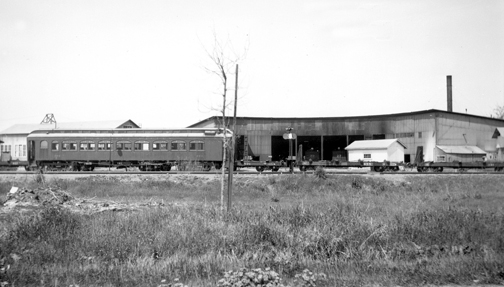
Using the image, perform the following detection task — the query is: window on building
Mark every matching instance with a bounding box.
[116,141,132,150]
[51,141,60,151]
[62,141,77,151]
[364,154,371,158]
[23,145,26,157]
[123,125,133,128]
[134,141,149,151]
[41,141,48,149]
[80,141,95,151]
[152,141,168,150]
[189,141,204,151]
[418,132,422,138]
[394,133,414,138]
[171,141,186,151]
[98,141,112,151]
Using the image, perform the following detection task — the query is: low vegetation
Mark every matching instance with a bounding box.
[0,173,503,286]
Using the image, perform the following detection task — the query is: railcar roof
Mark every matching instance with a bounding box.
[27,133,224,138]
[27,128,232,138]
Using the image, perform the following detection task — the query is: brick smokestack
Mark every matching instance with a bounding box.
[447,75,452,112]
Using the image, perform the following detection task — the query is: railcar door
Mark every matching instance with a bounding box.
[28,140,35,163]
[39,140,49,160]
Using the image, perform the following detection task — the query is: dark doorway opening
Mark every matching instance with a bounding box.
[348,135,364,145]
[235,135,245,160]
[271,136,290,161]
[298,136,321,161]
[404,154,411,163]
[322,136,347,161]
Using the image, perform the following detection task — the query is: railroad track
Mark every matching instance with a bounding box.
[1,169,503,175]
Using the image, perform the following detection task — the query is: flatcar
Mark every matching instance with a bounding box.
[26,128,231,171]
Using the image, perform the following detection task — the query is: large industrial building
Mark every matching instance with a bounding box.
[189,109,504,163]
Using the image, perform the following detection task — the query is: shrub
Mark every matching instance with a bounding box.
[217,268,286,287]
[313,167,327,180]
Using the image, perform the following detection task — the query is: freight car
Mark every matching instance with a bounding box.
[26,128,231,171]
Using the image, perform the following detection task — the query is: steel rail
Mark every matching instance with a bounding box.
[1,170,503,175]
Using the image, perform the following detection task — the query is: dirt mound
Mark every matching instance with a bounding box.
[3,187,73,209]
[1,186,145,215]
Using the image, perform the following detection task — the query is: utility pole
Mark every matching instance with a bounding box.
[227,64,238,212]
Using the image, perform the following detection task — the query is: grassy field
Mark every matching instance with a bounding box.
[0,172,503,286]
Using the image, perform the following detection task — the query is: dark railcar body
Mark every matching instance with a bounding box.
[26,128,230,171]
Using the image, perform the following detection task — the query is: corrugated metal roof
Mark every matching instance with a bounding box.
[436,145,486,154]
[188,109,504,128]
[0,120,136,135]
[345,139,406,150]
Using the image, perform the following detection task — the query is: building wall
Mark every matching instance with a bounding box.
[0,135,27,161]
[348,149,388,162]
[194,111,504,162]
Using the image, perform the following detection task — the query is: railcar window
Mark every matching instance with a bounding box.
[189,141,204,151]
[134,141,149,151]
[364,154,371,159]
[51,141,59,151]
[62,141,77,151]
[116,141,132,151]
[171,141,186,151]
[98,141,112,151]
[41,141,48,149]
[152,141,168,150]
[80,141,95,151]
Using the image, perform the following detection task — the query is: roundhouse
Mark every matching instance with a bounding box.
[189,109,504,163]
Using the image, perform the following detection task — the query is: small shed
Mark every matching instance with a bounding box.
[345,139,406,162]
[435,145,487,163]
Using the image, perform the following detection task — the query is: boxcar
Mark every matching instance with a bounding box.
[26,128,231,171]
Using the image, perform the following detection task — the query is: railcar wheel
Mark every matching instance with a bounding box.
[435,167,443,172]
[256,166,264,172]
[214,163,222,170]
[272,167,280,172]
[299,166,307,172]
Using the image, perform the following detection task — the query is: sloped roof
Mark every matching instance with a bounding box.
[492,127,504,138]
[0,120,139,135]
[436,145,486,155]
[345,139,406,150]
[188,109,504,128]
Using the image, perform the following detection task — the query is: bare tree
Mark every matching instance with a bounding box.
[494,104,504,119]
[204,36,244,212]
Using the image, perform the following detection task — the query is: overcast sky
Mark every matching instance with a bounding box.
[1,0,503,131]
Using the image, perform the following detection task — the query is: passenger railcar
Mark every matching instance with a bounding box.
[26,128,231,171]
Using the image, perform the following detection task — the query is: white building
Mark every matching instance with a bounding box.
[345,139,406,162]
[0,120,139,162]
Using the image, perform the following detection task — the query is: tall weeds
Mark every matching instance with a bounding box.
[1,174,504,286]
